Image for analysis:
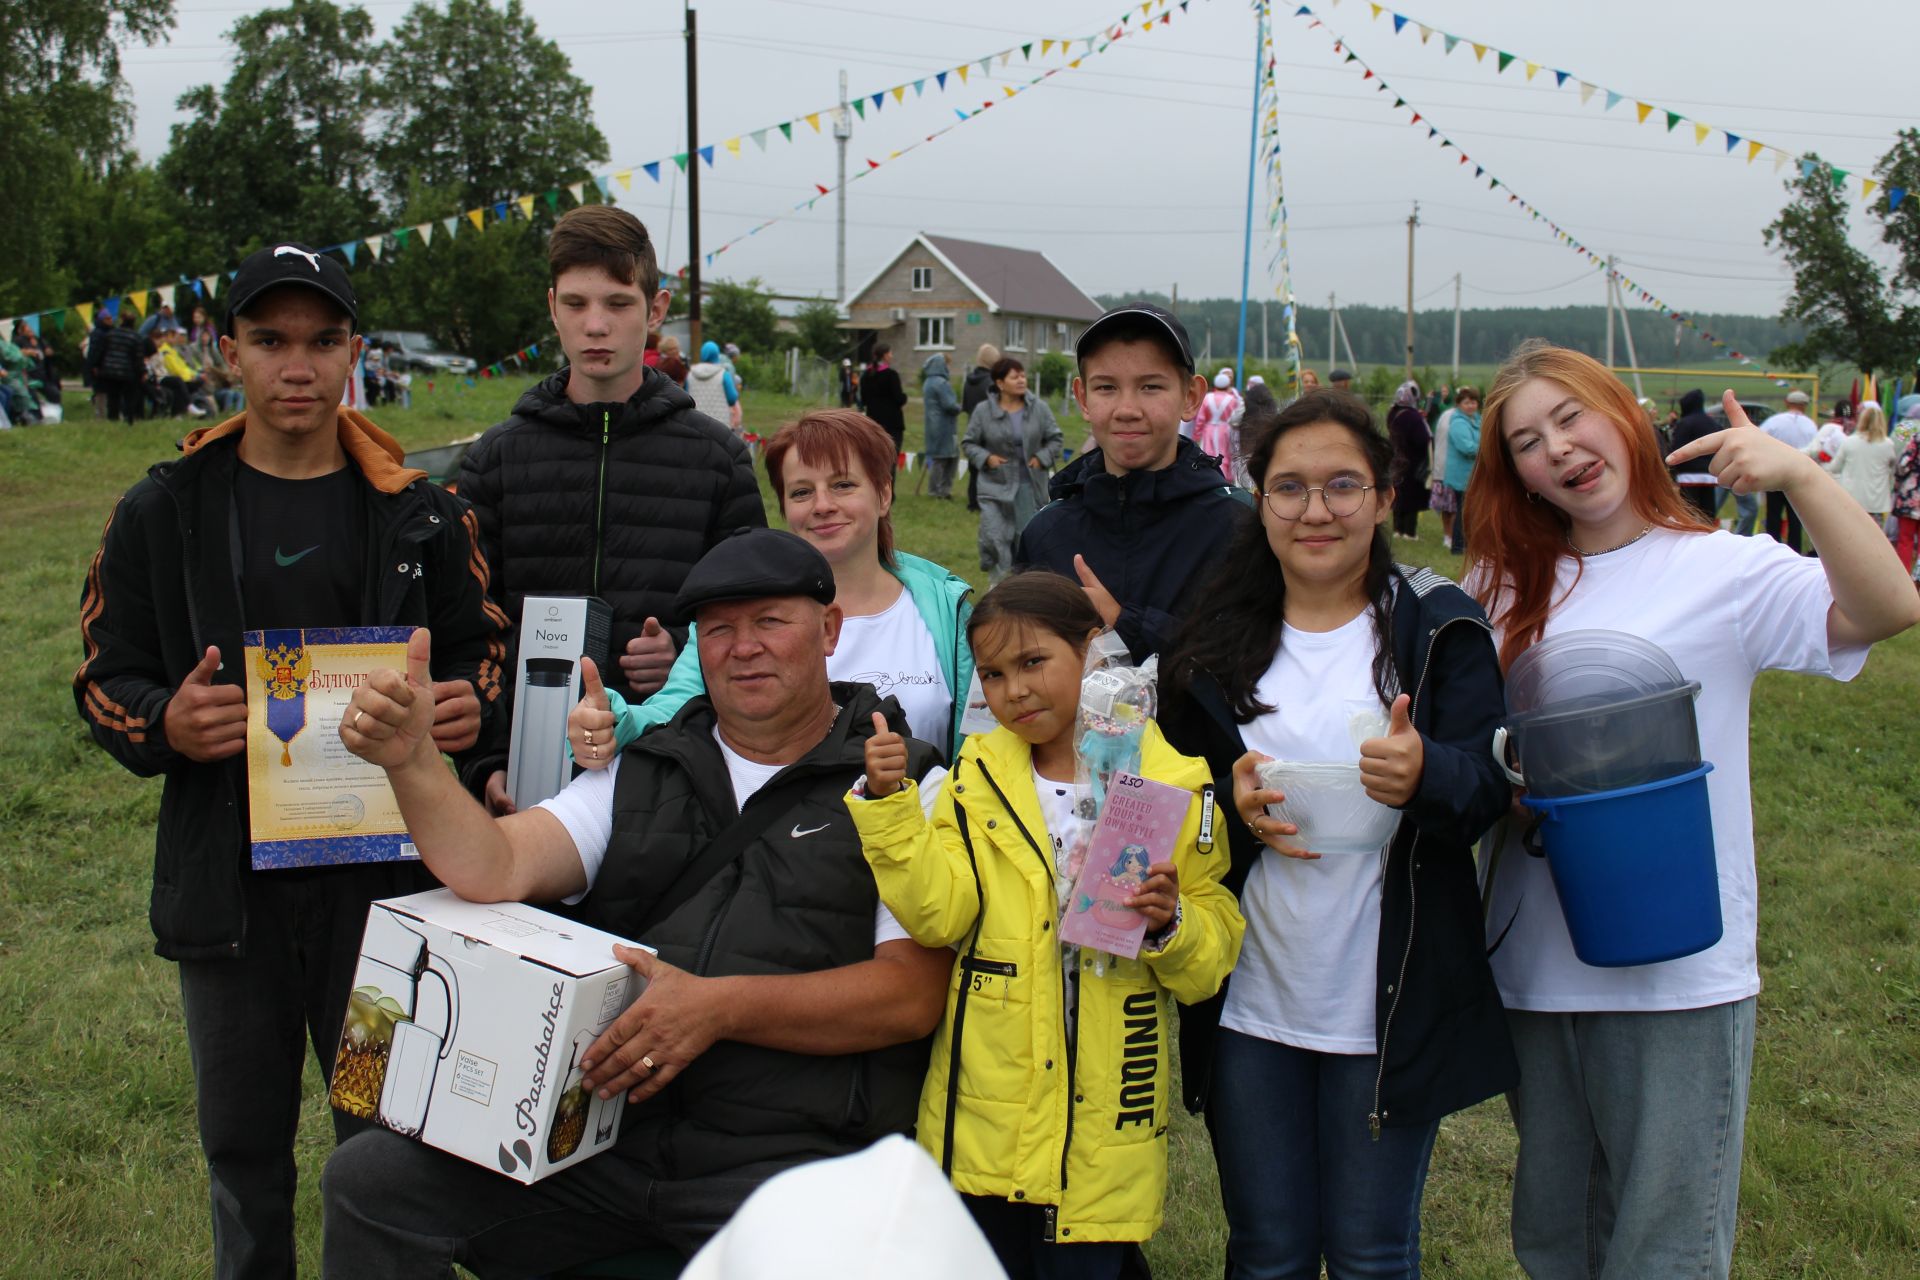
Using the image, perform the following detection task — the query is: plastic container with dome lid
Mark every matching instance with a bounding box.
[1496,629,1702,797]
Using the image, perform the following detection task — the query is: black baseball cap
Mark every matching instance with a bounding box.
[223,242,359,336]
[1073,303,1195,374]
[674,528,836,616]
[1328,368,1354,383]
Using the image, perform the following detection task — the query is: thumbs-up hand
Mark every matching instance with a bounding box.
[863,711,909,799]
[165,645,248,762]
[341,627,438,772]
[1358,693,1423,807]
[619,617,676,698]
[568,657,618,772]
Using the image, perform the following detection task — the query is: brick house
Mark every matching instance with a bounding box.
[842,233,1103,368]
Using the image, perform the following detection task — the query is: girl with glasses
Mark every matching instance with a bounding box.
[1159,388,1515,1278]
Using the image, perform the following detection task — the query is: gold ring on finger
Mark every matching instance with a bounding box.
[352,709,364,731]
[640,1055,655,1071]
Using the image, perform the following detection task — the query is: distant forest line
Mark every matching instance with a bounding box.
[1097,295,1810,371]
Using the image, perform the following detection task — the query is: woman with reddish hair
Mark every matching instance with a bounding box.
[1464,340,1919,1279]
[572,408,976,763]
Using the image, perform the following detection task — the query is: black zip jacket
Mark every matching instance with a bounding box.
[1015,437,1255,663]
[74,413,509,961]
[1158,563,1518,1131]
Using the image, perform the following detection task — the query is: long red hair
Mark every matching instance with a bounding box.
[1464,340,1713,670]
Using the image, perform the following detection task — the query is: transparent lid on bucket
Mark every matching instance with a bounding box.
[1506,629,1686,715]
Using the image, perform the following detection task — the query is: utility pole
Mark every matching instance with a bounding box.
[834,70,851,305]
[1614,273,1646,400]
[1171,282,1178,314]
[1605,254,1616,368]
[685,0,703,349]
[1451,272,1461,380]
[1328,292,1337,375]
[1403,201,1419,383]
[1262,299,1269,364]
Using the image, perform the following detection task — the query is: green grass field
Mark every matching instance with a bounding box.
[2,381,1914,1277]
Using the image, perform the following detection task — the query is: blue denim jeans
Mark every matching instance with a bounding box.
[1714,488,1759,535]
[1207,1029,1441,1279]
[1506,999,1756,1280]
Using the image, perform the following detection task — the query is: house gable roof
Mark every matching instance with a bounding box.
[845,234,1103,322]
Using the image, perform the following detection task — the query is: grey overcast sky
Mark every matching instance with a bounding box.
[122,0,1907,334]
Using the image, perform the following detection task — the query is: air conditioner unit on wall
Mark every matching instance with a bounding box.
[890,307,907,322]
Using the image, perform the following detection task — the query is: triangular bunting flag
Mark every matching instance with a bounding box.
[544,190,559,212]
[341,242,358,266]
[417,221,433,246]
[750,128,769,150]
[366,235,384,261]
[815,184,830,196]
[516,194,534,219]
[891,85,906,104]
[1664,111,1682,131]
[200,274,220,298]
[1772,149,1789,173]
[595,175,613,198]
[1525,61,1540,81]
[957,64,970,83]
[444,216,460,238]
[157,283,176,309]
[1496,51,1513,72]
[102,297,120,321]
[1830,168,1848,189]
[1392,14,1406,32]
[1472,42,1487,61]
[1891,187,1908,211]
[77,302,95,328]
[1861,178,1878,201]
[806,112,822,132]
[568,181,585,202]
[1692,122,1710,145]
[1443,34,1458,53]
[912,79,925,96]
[870,91,884,109]
[469,209,486,231]
[867,158,880,169]
[698,145,715,166]
[21,314,38,337]
[1724,133,1740,153]
[1799,158,1817,178]
[615,169,632,190]
[1022,41,1033,58]
[852,98,865,119]
[493,201,508,221]
[937,70,948,89]
[778,121,793,141]
[1746,140,1763,163]
[724,137,741,156]
[1554,70,1568,86]
[1635,102,1653,123]
[643,160,663,181]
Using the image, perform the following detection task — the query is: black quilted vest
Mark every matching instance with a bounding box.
[577,682,939,1178]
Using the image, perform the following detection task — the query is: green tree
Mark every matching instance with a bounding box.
[791,298,848,361]
[1872,128,1920,296]
[160,0,381,260]
[703,278,780,353]
[376,0,606,211]
[2,0,174,311]
[1764,152,1917,376]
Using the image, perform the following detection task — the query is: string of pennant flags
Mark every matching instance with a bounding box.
[0,0,1207,342]
[1292,4,1800,383]
[1254,1,1306,389]
[1319,0,1903,212]
[696,0,1207,269]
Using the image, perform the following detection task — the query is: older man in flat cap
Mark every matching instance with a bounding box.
[326,527,950,1275]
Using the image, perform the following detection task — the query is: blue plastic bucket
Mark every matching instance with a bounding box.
[1522,763,1721,968]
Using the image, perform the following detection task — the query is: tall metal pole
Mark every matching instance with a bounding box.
[1605,254,1616,368]
[1328,292,1336,375]
[1615,274,1646,400]
[1403,201,1418,383]
[1233,4,1264,388]
[834,71,851,305]
[1263,299,1269,364]
[685,1,703,349]
[1451,272,1461,380]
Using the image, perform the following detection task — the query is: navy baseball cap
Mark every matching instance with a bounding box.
[674,529,836,616]
[1073,303,1195,373]
[223,242,359,336]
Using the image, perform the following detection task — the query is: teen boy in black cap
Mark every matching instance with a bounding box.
[323,528,950,1272]
[74,240,508,1278]
[1016,303,1254,661]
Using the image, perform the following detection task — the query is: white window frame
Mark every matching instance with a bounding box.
[1036,322,1049,354]
[1005,316,1027,352]
[915,314,955,350]
[910,266,934,292]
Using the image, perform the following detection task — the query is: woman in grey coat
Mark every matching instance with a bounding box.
[962,356,1062,581]
[921,352,963,499]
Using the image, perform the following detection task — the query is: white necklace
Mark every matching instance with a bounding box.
[1567,523,1654,557]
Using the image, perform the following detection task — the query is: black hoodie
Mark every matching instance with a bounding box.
[1668,388,1718,480]
[1015,436,1255,662]
[456,364,765,723]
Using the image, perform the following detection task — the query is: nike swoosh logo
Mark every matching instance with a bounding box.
[790,822,831,838]
[275,545,320,567]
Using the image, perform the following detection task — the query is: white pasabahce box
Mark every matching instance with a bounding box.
[329,889,646,1183]
[507,595,613,812]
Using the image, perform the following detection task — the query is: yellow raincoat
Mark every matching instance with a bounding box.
[846,722,1244,1243]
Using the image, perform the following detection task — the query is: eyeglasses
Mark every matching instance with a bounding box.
[1262,478,1375,520]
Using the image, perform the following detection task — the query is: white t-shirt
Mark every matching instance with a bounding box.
[1475,528,1867,1012]
[1220,611,1388,1054]
[1813,421,1847,460]
[833,588,952,754]
[537,737,909,946]
[1033,766,1095,1039]
[1761,409,1817,450]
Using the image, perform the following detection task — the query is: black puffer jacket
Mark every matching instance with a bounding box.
[1016,437,1255,663]
[98,324,149,382]
[961,365,995,418]
[456,365,766,703]
[1158,564,1518,1131]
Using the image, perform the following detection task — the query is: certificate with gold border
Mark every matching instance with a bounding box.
[244,626,418,869]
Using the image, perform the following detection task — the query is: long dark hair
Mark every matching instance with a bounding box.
[1164,388,1398,720]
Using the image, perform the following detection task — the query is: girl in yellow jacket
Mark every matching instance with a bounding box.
[849,571,1244,1279]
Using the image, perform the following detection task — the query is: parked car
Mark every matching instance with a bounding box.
[1705,399,1773,427]
[365,330,477,375]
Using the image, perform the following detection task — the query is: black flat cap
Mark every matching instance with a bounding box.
[674,528,836,616]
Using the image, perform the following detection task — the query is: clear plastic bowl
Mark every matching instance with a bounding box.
[1506,629,1685,716]
[1506,682,1702,796]
[1256,759,1401,855]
